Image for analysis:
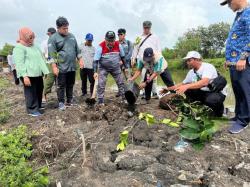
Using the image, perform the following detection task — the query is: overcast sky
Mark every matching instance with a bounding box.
[0,0,242,49]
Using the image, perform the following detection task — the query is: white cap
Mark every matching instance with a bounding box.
[183,51,202,60]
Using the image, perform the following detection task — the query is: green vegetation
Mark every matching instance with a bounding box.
[163,22,230,59]
[117,96,227,151]
[0,78,10,124]
[0,125,49,187]
[0,43,14,57]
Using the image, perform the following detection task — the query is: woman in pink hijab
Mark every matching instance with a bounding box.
[13,27,49,117]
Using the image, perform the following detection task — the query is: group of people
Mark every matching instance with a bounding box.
[9,0,250,134]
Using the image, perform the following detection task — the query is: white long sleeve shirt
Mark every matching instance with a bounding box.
[132,33,161,61]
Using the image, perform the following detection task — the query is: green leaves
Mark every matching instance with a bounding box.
[0,125,49,187]
[161,119,180,128]
[117,130,129,151]
[180,128,200,140]
[139,113,156,126]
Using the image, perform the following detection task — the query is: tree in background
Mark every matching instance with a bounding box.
[173,22,230,59]
[0,43,15,56]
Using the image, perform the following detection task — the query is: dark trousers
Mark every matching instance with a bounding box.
[80,68,95,95]
[12,69,19,85]
[144,68,174,100]
[185,89,226,117]
[21,76,43,114]
[160,68,174,87]
[57,71,75,103]
[230,61,250,125]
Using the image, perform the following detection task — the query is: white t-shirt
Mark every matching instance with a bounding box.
[183,62,218,91]
[41,38,49,59]
[7,54,15,71]
[132,33,161,61]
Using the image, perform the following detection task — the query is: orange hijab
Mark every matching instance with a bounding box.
[17,27,35,47]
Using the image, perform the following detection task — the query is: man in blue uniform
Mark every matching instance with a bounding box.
[221,0,250,133]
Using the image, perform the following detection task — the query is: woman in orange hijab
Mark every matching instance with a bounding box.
[13,27,49,117]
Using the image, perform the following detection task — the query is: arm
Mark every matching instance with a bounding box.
[13,47,27,78]
[236,10,250,71]
[75,41,84,69]
[130,70,141,81]
[175,78,210,94]
[93,46,102,78]
[119,44,126,67]
[48,37,60,76]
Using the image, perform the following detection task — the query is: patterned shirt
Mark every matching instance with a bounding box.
[225,6,250,63]
[80,44,95,69]
[137,54,168,74]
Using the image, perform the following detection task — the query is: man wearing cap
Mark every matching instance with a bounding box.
[220,0,250,133]
[48,17,84,110]
[161,51,226,117]
[41,27,56,103]
[80,33,95,97]
[93,31,126,105]
[131,21,162,98]
[129,47,174,104]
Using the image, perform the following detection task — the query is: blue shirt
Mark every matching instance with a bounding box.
[225,6,250,63]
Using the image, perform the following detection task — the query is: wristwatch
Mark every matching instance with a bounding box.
[240,52,249,60]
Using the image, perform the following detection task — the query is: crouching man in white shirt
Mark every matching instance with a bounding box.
[161,51,226,117]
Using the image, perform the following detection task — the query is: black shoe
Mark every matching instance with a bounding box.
[116,93,121,97]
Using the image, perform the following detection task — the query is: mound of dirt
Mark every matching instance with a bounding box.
[1,74,250,187]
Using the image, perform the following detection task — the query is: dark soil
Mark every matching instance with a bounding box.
[1,74,250,187]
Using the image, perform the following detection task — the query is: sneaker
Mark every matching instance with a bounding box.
[116,93,121,97]
[98,98,105,106]
[152,92,158,99]
[58,102,66,111]
[28,111,42,117]
[229,117,237,121]
[228,122,248,134]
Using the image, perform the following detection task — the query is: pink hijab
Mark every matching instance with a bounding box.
[17,27,35,47]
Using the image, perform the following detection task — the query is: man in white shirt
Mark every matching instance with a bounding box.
[131,21,163,98]
[7,50,19,85]
[161,51,226,117]
[41,27,56,103]
[79,33,95,96]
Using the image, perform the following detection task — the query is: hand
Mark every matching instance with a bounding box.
[236,60,246,71]
[168,85,177,91]
[79,58,84,69]
[128,77,133,82]
[23,77,31,86]
[159,88,168,95]
[139,82,147,90]
[94,73,98,80]
[175,85,189,95]
[224,61,229,69]
[119,61,123,65]
[52,66,59,77]
[131,59,136,67]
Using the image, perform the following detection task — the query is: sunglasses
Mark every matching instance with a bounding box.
[118,33,124,36]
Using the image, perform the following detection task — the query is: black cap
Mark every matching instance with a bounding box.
[143,48,154,62]
[118,28,126,35]
[220,0,228,6]
[143,21,152,28]
[105,31,116,42]
[47,27,56,34]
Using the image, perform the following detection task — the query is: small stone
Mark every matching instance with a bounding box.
[178,173,187,181]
